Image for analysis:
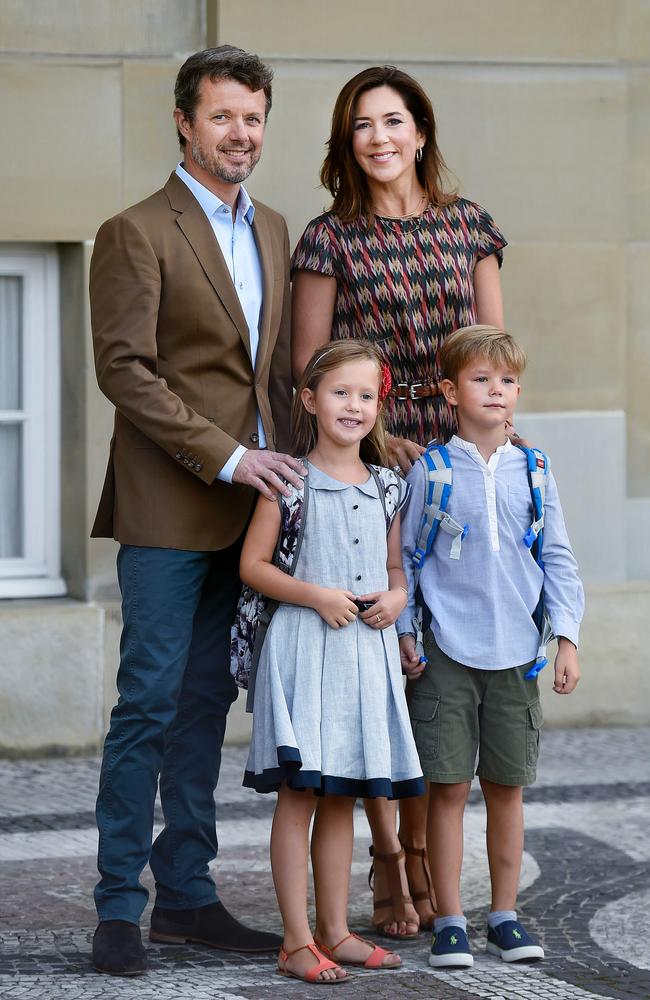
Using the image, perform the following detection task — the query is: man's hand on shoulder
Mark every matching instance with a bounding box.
[233,450,307,501]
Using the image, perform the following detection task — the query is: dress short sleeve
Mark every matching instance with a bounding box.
[291,216,337,278]
[475,204,507,269]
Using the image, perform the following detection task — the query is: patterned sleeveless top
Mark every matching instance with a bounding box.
[291,198,506,444]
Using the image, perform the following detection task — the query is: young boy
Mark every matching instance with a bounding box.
[397,325,583,969]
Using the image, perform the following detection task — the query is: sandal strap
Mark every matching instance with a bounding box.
[401,843,427,859]
[279,942,339,982]
[315,933,397,970]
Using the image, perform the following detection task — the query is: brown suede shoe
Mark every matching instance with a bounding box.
[149,900,282,953]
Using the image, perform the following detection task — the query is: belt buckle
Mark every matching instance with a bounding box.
[409,381,424,400]
[394,382,409,401]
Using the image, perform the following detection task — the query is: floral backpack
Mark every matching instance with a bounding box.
[229,463,406,710]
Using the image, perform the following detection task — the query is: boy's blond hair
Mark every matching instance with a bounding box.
[439,325,527,383]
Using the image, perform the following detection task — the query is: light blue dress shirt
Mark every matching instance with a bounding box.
[175,162,265,482]
[397,435,584,670]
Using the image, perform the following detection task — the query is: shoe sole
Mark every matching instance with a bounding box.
[93,964,147,977]
[428,952,474,968]
[149,929,279,953]
[486,941,544,962]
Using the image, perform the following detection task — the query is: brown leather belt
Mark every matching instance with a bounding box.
[389,381,441,401]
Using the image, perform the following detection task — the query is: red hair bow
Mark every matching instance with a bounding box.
[379,362,392,402]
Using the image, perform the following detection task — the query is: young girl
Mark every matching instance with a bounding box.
[240,340,425,984]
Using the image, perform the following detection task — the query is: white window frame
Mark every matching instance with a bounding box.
[0,245,65,597]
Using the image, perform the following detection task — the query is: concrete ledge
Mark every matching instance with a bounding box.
[1,582,648,757]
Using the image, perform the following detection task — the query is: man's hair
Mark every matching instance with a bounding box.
[174,45,273,148]
[321,64,456,224]
[439,325,527,383]
[292,339,389,466]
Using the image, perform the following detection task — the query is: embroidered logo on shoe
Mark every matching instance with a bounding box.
[450,934,458,945]
[512,929,522,940]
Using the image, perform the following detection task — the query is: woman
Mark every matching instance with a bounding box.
[291,65,506,939]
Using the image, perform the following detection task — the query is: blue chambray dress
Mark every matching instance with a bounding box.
[243,461,424,798]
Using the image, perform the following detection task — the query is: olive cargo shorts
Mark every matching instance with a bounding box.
[407,633,542,786]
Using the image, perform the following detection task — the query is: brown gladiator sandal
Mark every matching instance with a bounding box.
[368,846,419,939]
[400,842,437,931]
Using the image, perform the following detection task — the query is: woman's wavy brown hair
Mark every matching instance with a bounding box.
[291,340,390,467]
[321,65,456,224]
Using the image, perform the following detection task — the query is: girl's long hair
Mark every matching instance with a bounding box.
[292,340,390,467]
[321,65,456,224]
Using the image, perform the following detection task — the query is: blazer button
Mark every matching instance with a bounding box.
[176,451,182,460]
[250,432,259,444]
[183,458,190,465]
[195,463,203,473]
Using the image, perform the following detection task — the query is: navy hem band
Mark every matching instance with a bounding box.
[243,745,425,799]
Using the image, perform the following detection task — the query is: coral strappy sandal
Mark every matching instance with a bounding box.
[315,932,402,969]
[277,942,348,984]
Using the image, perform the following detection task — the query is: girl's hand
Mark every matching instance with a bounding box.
[311,587,359,629]
[386,434,425,475]
[399,634,426,680]
[553,637,580,694]
[357,588,407,629]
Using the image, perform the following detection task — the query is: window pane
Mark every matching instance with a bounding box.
[0,424,23,557]
[0,276,23,410]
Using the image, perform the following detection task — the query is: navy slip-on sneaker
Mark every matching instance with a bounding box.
[428,925,473,968]
[486,919,544,962]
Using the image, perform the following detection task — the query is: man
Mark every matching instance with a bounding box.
[89,46,305,977]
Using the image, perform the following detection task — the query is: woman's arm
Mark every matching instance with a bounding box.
[291,270,338,383]
[240,493,358,628]
[473,253,504,327]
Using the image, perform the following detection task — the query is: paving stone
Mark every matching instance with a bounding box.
[0,730,649,998]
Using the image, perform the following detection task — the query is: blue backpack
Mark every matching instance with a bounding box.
[411,442,552,679]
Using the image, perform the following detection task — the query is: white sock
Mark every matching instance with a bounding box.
[434,915,466,933]
[487,910,517,929]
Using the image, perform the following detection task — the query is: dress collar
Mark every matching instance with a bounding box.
[306,460,379,497]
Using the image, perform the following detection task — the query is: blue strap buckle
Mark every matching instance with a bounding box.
[524,656,548,680]
[523,527,536,549]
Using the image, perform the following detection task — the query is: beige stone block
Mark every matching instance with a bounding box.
[626,243,650,496]
[540,584,650,727]
[628,69,650,241]
[619,0,650,61]
[501,243,626,412]
[0,601,104,753]
[123,61,182,209]
[1,0,203,56]
[420,66,626,243]
[0,61,122,241]
[217,0,620,62]
[250,63,626,246]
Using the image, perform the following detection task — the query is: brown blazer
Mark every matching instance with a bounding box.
[90,172,292,550]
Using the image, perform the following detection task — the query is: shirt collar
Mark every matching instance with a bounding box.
[449,434,512,470]
[175,162,255,225]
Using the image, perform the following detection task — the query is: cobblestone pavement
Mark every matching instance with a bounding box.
[0,727,649,999]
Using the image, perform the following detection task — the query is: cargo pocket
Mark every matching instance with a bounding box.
[410,695,441,762]
[526,700,543,767]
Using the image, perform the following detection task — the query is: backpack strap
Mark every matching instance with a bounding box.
[516,444,554,679]
[275,465,309,577]
[367,465,403,533]
[413,444,468,573]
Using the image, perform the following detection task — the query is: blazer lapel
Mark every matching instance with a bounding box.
[165,173,252,363]
[251,206,274,374]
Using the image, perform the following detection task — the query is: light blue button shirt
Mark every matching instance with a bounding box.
[175,162,265,482]
[397,435,584,670]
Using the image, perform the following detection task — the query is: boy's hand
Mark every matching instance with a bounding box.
[399,634,426,680]
[311,587,358,629]
[358,589,407,629]
[553,637,580,694]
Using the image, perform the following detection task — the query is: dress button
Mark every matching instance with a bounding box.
[250,431,259,444]
[353,504,359,510]
[356,574,362,581]
[354,538,359,544]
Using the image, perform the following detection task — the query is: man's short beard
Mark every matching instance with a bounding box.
[191,135,258,184]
